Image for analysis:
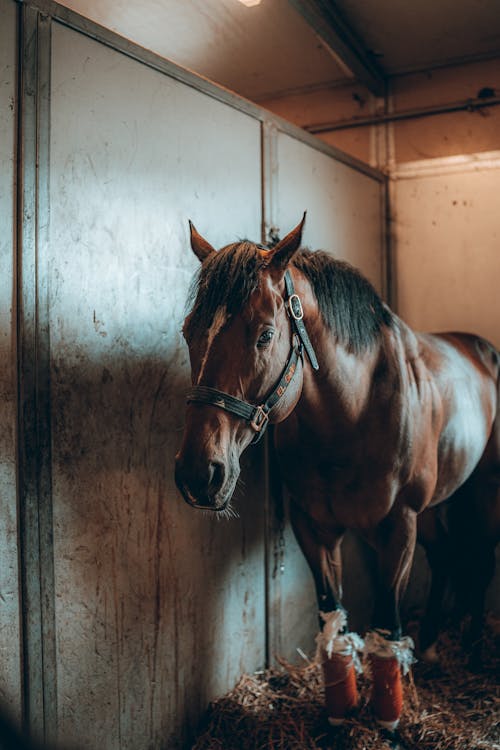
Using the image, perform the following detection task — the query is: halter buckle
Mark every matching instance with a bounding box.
[250,405,269,433]
[288,293,303,321]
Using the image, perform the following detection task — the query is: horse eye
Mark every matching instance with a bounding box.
[257,329,274,347]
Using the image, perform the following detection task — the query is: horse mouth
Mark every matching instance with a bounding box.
[185,495,229,513]
[176,478,230,513]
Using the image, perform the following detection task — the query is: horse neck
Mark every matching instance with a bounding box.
[289,271,384,428]
[300,334,383,428]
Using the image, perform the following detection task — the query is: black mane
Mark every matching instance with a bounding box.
[293,249,393,352]
[184,242,393,352]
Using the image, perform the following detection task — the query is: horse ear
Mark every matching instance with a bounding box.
[264,213,306,270]
[189,221,217,262]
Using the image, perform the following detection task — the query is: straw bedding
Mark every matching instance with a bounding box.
[191,624,499,750]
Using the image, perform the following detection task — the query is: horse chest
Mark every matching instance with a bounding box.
[279,445,398,529]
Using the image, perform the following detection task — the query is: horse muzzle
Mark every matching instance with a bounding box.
[174,454,234,512]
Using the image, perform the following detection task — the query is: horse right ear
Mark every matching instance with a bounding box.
[264,213,306,270]
[189,221,217,262]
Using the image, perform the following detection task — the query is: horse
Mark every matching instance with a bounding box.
[175,215,500,736]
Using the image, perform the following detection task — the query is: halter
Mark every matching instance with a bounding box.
[186,270,319,443]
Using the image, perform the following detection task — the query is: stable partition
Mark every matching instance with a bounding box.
[4,3,385,748]
[48,21,266,750]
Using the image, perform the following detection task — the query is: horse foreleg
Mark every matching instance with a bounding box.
[290,502,362,726]
[365,507,417,732]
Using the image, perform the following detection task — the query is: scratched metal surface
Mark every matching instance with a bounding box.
[0,0,22,721]
[49,24,265,749]
[267,132,385,661]
[276,132,384,293]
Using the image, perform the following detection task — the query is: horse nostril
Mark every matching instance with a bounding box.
[207,460,225,496]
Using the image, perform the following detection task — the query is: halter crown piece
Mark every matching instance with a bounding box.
[186,270,319,443]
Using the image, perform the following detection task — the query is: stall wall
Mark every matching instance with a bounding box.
[260,82,377,166]
[390,59,500,163]
[48,23,266,750]
[392,157,500,347]
[2,4,385,748]
[0,0,22,721]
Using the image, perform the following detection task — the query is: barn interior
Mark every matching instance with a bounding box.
[0,1,499,749]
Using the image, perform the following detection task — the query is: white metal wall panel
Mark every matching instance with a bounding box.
[393,161,500,348]
[276,132,384,293]
[267,132,385,661]
[49,24,265,750]
[0,0,22,720]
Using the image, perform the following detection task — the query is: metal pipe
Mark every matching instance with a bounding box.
[306,95,500,133]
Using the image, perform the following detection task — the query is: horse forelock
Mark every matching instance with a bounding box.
[184,240,265,342]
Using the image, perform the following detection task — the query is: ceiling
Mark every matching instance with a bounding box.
[58,0,500,101]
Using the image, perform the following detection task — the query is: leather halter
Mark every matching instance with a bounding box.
[186,270,319,443]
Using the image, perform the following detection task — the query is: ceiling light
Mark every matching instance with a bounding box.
[237,0,262,6]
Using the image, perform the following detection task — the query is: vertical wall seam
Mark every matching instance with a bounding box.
[37,11,57,745]
[261,121,278,668]
[17,3,57,742]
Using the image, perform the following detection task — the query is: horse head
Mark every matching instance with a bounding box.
[174,217,309,513]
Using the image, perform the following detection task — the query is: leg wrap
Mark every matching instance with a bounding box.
[369,654,403,730]
[316,610,364,726]
[364,629,415,731]
[323,652,359,725]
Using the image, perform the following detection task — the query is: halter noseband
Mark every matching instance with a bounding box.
[186,270,319,444]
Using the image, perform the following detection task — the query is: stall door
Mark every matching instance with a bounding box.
[48,22,265,750]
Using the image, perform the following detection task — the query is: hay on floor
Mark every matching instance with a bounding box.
[192,625,500,750]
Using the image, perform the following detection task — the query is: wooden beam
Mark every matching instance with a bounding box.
[288,0,386,96]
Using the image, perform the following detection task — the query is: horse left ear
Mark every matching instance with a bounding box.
[264,213,306,270]
[189,221,217,262]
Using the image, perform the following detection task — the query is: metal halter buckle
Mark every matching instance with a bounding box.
[288,293,304,321]
[250,405,269,432]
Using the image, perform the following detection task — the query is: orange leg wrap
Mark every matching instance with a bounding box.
[369,654,403,729]
[323,652,359,724]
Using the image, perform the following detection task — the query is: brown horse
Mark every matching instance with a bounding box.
[175,216,500,735]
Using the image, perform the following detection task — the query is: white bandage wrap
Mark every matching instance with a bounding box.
[363,628,415,675]
[315,610,365,674]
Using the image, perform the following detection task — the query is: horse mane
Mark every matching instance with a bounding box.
[184,242,393,352]
[292,249,393,353]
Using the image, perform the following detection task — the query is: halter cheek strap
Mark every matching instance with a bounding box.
[186,270,319,443]
[284,271,319,371]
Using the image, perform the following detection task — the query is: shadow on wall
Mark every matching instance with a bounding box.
[46,350,267,750]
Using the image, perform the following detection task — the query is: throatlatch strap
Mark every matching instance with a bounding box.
[284,271,319,370]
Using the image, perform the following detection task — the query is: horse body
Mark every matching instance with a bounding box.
[175,217,500,733]
[277,313,498,515]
